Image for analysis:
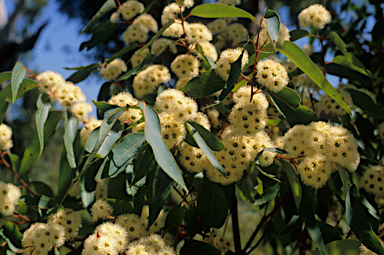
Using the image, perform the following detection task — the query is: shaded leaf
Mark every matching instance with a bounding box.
[93,100,124,114]
[179,70,225,98]
[20,111,63,177]
[30,181,54,198]
[277,41,351,114]
[290,29,310,41]
[132,144,155,185]
[95,122,123,159]
[299,185,326,255]
[196,43,215,69]
[269,87,319,125]
[11,62,26,103]
[345,88,384,120]
[56,146,77,203]
[148,166,173,227]
[80,21,117,51]
[80,0,116,34]
[336,163,350,197]
[219,49,244,101]
[66,63,100,83]
[138,102,187,191]
[308,240,361,255]
[190,4,256,21]
[254,182,280,205]
[346,183,384,255]
[280,215,303,235]
[279,159,301,208]
[182,239,221,255]
[198,185,228,232]
[0,71,11,83]
[3,222,23,248]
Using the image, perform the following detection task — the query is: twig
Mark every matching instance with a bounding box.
[0,151,35,196]
[230,196,242,253]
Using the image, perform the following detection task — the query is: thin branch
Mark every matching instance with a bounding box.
[230,196,242,253]
[0,151,35,196]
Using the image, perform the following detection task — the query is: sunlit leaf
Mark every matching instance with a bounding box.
[179,70,225,98]
[190,4,256,21]
[11,62,26,103]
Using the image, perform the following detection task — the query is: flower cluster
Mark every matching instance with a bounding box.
[298,4,332,29]
[256,59,289,93]
[280,122,360,188]
[48,209,83,239]
[36,71,93,122]
[108,91,143,124]
[206,229,233,253]
[361,165,384,197]
[314,88,353,116]
[99,58,127,81]
[0,181,21,216]
[79,116,103,146]
[132,65,171,98]
[215,47,249,80]
[22,223,66,255]
[0,123,13,151]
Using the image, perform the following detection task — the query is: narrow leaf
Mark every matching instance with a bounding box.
[188,122,224,151]
[66,63,99,83]
[279,159,301,208]
[138,101,187,191]
[345,88,384,119]
[280,215,303,235]
[186,122,225,177]
[346,183,384,255]
[117,52,156,81]
[336,163,350,197]
[190,4,256,21]
[35,94,52,157]
[179,69,225,98]
[80,0,116,34]
[64,112,79,168]
[148,166,173,227]
[254,182,280,205]
[95,123,123,159]
[269,87,319,125]
[107,132,146,178]
[277,41,351,114]
[264,9,280,49]
[219,49,244,101]
[299,185,326,255]
[11,62,26,103]
[196,43,215,69]
[0,71,11,83]
[80,21,117,51]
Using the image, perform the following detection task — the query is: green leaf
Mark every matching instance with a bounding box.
[93,100,124,114]
[106,132,146,178]
[269,87,319,125]
[345,88,384,120]
[3,222,23,248]
[35,94,52,157]
[85,128,99,153]
[254,182,280,205]
[185,122,225,177]
[308,240,361,255]
[328,32,374,81]
[106,42,139,63]
[264,9,280,49]
[80,21,117,51]
[346,183,384,255]
[280,215,303,235]
[279,159,301,208]
[148,165,173,227]
[336,163,350,197]
[132,144,155,185]
[80,0,116,35]
[30,181,54,198]
[0,71,11,83]
[56,146,76,203]
[20,111,63,177]
[196,43,215,69]
[164,203,185,237]
[190,4,256,21]
[182,239,221,255]
[244,43,275,69]
[277,41,351,114]
[179,69,225,98]
[64,111,79,168]
[299,185,326,255]
[289,29,310,41]
[327,63,368,88]
[59,110,123,206]
[97,82,112,119]
[218,49,244,101]
[117,52,156,81]
[66,63,100,83]
[11,62,26,103]
[188,122,224,151]
[95,122,123,158]
[138,102,187,191]
[198,185,228,232]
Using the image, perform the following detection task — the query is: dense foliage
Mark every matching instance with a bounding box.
[1,0,384,254]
